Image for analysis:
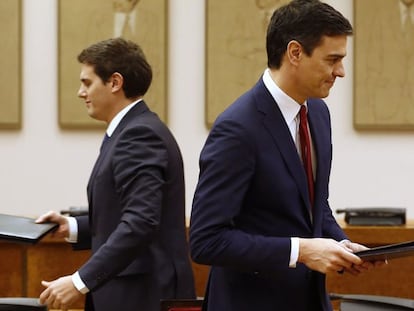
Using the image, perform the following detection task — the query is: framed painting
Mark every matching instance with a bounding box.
[58,0,168,129]
[0,0,21,129]
[354,0,414,130]
[205,0,289,128]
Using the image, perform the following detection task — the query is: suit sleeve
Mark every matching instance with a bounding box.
[312,100,347,242]
[72,215,91,250]
[322,202,348,241]
[190,119,291,272]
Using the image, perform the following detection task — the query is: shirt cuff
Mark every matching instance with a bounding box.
[289,237,299,268]
[65,216,78,243]
[72,271,89,294]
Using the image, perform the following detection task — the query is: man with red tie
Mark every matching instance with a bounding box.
[190,1,380,310]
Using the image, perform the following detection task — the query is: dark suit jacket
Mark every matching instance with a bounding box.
[190,79,347,311]
[74,102,195,311]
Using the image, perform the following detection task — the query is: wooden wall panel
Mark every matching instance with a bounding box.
[26,240,90,308]
[0,242,23,296]
[191,261,209,298]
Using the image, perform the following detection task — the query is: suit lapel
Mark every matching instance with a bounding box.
[87,101,150,209]
[253,80,312,215]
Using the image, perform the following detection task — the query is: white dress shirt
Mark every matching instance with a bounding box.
[262,69,305,268]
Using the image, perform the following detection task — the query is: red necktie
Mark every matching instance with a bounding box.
[299,105,314,206]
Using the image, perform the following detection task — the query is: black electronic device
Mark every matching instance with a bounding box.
[336,207,406,226]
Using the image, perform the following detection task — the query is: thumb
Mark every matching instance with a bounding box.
[35,211,55,223]
[41,280,50,287]
[35,216,46,224]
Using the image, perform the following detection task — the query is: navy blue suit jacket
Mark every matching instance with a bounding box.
[74,102,195,311]
[190,79,346,311]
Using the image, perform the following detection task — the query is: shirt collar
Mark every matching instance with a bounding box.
[262,68,305,125]
[106,99,142,137]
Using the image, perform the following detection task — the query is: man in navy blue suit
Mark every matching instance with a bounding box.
[190,1,379,310]
[36,38,195,311]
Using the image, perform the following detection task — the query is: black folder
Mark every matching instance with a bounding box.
[0,213,58,244]
[355,240,414,261]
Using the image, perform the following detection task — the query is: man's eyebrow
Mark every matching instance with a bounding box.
[327,53,346,59]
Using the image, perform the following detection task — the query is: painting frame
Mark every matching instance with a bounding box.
[58,0,168,129]
[0,0,21,129]
[353,0,414,130]
[205,0,288,128]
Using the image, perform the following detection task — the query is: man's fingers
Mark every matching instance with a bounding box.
[35,211,55,223]
[41,280,51,287]
[39,288,50,305]
[341,249,363,266]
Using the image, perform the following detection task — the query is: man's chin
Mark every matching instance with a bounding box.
[88,113,107,123]
[87,110,97,119]
[318,89,331,99]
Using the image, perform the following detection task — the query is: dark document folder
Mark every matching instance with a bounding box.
[0,213,58,244]
[356,240,414,261]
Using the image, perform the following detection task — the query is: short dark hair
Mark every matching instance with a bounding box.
[77,37,152,98]
[266,0,353,69]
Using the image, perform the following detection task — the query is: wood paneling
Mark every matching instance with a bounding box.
[0,243,23,296]
[0,237,89,309]
[191,261,209,298]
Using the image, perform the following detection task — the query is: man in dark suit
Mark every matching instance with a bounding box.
[36,38,195,311]
[190,1,379,310]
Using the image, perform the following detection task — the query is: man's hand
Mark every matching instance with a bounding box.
[35,211,69,239]
[298,238,363,275]
[39,275,83,311]
[340,240,387,272]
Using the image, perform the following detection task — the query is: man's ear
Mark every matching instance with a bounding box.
[110,72,124,92]
[286,40,303,66]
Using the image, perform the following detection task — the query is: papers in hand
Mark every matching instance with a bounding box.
[0,213,58,244]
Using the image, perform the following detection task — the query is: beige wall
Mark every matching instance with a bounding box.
[1,0,413,221]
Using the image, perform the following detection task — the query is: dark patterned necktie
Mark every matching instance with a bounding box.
[100,134,109,152]
[299,105,314,206]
